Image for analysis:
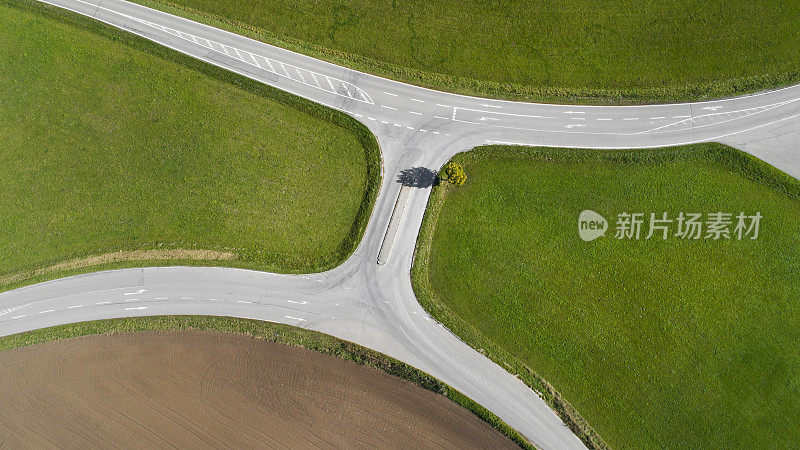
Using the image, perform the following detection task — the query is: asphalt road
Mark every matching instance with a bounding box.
[4,0,800,447]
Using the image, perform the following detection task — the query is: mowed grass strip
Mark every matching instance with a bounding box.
[0,0,380,287]
[413,144,800,447]
[131,0,800,103]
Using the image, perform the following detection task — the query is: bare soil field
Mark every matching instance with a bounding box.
[0,331,515,448]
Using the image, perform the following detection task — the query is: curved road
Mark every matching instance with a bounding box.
[3,0,800,447]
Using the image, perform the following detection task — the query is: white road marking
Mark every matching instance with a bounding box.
[39,309,55,314]
[623,118,639,121]
[702,106,724,111]
[124,289,146,295]
[237,300,252,304]
[284,315,306,321]
[650,116,666,120]
[11,315,26,320]
[181,296,194,300]
[125,306,148,311]
[383,91,398,97]
[67,305,83,309]
[570,117,586,120]
[125,298,139,302]
[367,117,376,121]
[406,126,415,130]
[433,115,449,120]
[394,123,402,127]
[154,297,167,300]
[96,301,111,305]
[287,300,308,305]
[435,103,451,108]
[479,117,500,122]
[565,124,586,128]
[419,129,428,132]
[597,118,612,121]
[381,105,397,111]
[409,111,423,115]
[432,131,441,135]
[563,111,586,115]
[673,115,691,118]
[480,104,502,109]
[410,98,425,103]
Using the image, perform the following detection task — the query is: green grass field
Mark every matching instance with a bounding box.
[413,144,800,447]
[0,0,380,289]
[132,0,800,103]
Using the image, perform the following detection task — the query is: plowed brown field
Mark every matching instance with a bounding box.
[0,331,515,448]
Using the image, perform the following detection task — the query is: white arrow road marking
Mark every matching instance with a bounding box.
[0,303,32,317]
[124,289,146,295]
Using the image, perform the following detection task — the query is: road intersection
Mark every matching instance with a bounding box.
[3,0,800,447]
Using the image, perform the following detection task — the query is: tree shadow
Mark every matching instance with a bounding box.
[397,167,437,188]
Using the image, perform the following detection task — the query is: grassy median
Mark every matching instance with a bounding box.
[130,0,800,103]
[0,0,380,289]
[412,144,800,447]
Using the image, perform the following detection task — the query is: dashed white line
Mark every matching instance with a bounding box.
[433,115,449,120]
[409,111,423,116]
[39,309,55,314]
[673,115,691,118]
[154,297,167,300]
[650,116,666,120]
[410,98,425,103]
[287,300,308,305]
[67,305,83,309]
[419,129,429,132]
[125,298,139,302]
[480,104,502,109]
[284,315,306,321]
[597,118,612,121]
[432,131,441,135]
[367,117,376,121]
[237,300,252,304]
[380,120,389,124]
[435,103,451,108]
[125,306,148,311]
[623,118,639,121]
[11,315,26,320]
[181,296,194,300]
[570,117,586,120]
[381,105,398,111]
[96,301,111,305]
[406,126,415,130]
[383,91,398,97]
[124,289,146,295]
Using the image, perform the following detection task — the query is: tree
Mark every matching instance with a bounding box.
[441,162,467,185]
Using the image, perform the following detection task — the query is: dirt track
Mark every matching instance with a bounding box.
[0,331,516,448]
